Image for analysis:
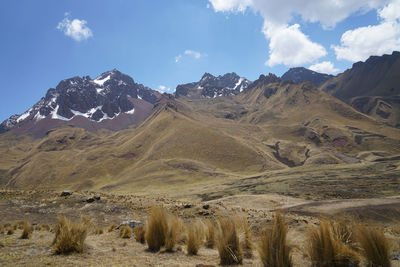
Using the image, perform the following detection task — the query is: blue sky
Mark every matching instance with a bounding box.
[1,0,399,121]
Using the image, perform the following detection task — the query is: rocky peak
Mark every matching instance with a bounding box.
[281,67,333,87]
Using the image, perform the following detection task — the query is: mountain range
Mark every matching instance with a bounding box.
[0,52,399,191]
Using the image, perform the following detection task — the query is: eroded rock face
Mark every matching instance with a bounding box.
[0,69,161,133]
[281,67,333,87]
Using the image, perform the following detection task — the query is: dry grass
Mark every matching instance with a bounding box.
[165,215,181,252]
[217,217,243,265]
[258,212,292,267]
[187,221,204,255]
[134,225,146,244]
[241,217,253,259]
[7,227,14,235]
[107,223,118,232]
[20,220,33,239]
[93,226,104,235]
[41,224,51,231]
[34,225,42,231]
[0,224,4,234]
[308,220,359,267]
[357,226,391,267]
[52,216,89,254]
[145,206,168,251]
[119,225,132,238]
[331,217,356,249]
[205,219,216,249]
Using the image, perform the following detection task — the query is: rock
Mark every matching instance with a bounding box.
[195,265,215,267]
[202,204,210,210]
[86,197,95,203]
[116,220,142,230]
[198,211,210,216]
[184,204,193,209]
[94,193,101,201]
[60,190,72,197]
[392,253,400,260]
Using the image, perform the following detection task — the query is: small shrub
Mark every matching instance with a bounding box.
[217,217,243,265]
[187,221,203,255]
[145,206,168,251]
[93,226,103,235]
[119,225,132,238]
[241,217,253,259]
[258,212,292,267]
[7,227,14,235]
[205,220,216,248]
[20,220,33,239]
[52,216,89,254]
[308,220,359,267]
[107,223,117,232]
[357,226,391,267]
[134,225,146,244]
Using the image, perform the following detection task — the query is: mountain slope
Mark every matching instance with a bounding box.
[175,72,251,99]
[0,69,161,136]
[281,67,333,87]
[320,51,400,127]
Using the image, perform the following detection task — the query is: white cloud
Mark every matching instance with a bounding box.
[175,50,206,63]
[265,24,326,66]
[157,85,173,93]
[209,0,391,66]
[333,0,400,62]
[57,13,93,41]
[309,61,340,74]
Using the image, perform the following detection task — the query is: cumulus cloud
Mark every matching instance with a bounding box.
[309,61,340,74]
[175,50,206,62]
[333,0,400,62]
[57,13,93,41]
[265,24,326,66]
[157,85,173,93]
[209,0,391,66]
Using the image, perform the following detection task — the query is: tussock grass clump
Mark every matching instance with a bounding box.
[331,217,356,249]
[146,206,168,251]
[52,216,89,254]
[119,225,132,238]
[357,226,391,267]
[134,225,146,244]
[217,217,243,265]
[20,220,33,239]
[241,217,253,259]
[308,220,359,267]
[107,223,118,232]
[165,215,180,252]
[258,212,292,267]
[205,220,216,248]
[187,221,204,255]
[93,226,103,235]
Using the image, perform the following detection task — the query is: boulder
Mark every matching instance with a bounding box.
[86,197,95,203]
[184,204,193,209]
[202,204,210,210]
[60,190,72,197]
[94,193,101,201]
[116,220,142,230]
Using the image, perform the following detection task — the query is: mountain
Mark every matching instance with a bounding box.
[320,51,400,127]
[281,67,333,87]
[0,69,161,136]
[2,72,399,192]
[175,72,251,98]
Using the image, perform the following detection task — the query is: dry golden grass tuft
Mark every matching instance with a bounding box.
[145,206,168,251]
[119,225,132,238]
[41,224,51,231]
[93,226,104,235]
[0,224,4,234]
[258,212,292,267]
[241,217,253,259]
[187,221,204,255]
[357,226,391,267]
[134,225,146,244]
[217,217,243,265]
[331,217,356,249]
[107,223,118,232]
[308,220,359,267]
[52,216,89,254]
[20,220,33,239]
[205,219,216,249]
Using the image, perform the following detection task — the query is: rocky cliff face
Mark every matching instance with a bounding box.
[175,72,251,98]
[0,69,160,134]
[281,67,333,87]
